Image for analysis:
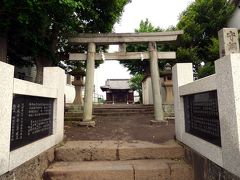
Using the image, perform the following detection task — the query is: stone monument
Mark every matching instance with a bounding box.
[218,28,239,57]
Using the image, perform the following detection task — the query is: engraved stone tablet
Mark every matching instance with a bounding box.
[218,28,239,57]
[10,95,54,150]
[184,91,221,146]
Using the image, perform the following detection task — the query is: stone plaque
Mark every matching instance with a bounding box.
[218,28,239,57]
[10,95,54,150]
[184,90,221,146]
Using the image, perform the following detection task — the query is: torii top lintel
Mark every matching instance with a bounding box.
[68,30,183,45]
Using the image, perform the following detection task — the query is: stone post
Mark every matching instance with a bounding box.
[218,28,239,57]
[82,42,96,126]
[43,67,65,144]
[172,63,193,141]
[149,42,165,124]
[215,54,240,177]
[0,61,14,175]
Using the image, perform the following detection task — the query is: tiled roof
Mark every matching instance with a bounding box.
[101,79,131,91]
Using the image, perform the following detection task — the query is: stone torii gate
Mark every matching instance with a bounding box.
[68,31,183,126]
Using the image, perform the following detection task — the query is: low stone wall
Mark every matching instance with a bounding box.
[0,62,65,176]
[173,53,240,177]
[183,145,240,180]
[0,148,54,180]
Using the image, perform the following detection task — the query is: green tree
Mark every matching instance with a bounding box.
[176,0,234,77]
[0,0,130,83]
[129,73,144,103]
[119,19,173,76]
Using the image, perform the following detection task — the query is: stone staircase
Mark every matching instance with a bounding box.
[65,104,174,122]
[93,104,155,117]
[44,140,193,180]
[64,104,155,122]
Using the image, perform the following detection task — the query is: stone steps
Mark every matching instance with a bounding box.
[94,109,154,113]
[93,112,154,117]
[93,106,154,117]
[64,105,155,120]
[94,105,154,109]
[44,140,192,180]
[55,140,184,162]
[44,159,192,180]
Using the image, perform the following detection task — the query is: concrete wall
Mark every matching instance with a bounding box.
[0,62,65,176]
[65,84,75,103]
[173,54,240,178]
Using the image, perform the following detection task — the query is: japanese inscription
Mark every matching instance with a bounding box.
[184,91,221,147]
[227,31,238,52]
[218,28,239,57]
[10,95,54,151]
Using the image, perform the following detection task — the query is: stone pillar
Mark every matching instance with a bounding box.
[149,42,165,124]
[43,67,65,144]
[82,42,96,126]
[215,54,240,177]
[0,62,14,175]
[218,28,239,58]
[172,63,193,141]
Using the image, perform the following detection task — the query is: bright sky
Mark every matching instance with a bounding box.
[94,0,194,97]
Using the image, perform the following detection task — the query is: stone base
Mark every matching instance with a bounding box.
[67,104,84,113]
[0,148,54,179]
[77,120,96,127]
[150,120,168,126]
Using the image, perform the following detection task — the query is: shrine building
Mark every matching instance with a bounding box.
[100,79,134,104]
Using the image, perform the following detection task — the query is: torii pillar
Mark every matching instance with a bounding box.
[68,31,183,126]
[80,42,96,127]
[149,42,167,124]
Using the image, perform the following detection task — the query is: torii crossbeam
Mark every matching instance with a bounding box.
[68,31,183,126]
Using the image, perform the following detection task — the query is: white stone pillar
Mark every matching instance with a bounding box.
[215,54,240,177]
[43,67,65,144]
[172,63,193,141]
[218,28,239,57]
[82,42,96,126]
[149,42,165,123]
[0,62,14,175]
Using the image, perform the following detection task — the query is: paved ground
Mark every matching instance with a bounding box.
[64,115,175,144]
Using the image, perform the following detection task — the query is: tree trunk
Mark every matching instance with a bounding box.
[35,24,58,84]
[35,56,52,84]
[0,36,8,63]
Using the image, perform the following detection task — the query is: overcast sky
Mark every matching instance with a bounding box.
[94,0,194,97]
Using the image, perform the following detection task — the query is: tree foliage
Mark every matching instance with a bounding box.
[0,0,130,82]
[176,0,234,77]
[129,73,144,102]
[121,0,235,78]
[119,19,175,76]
